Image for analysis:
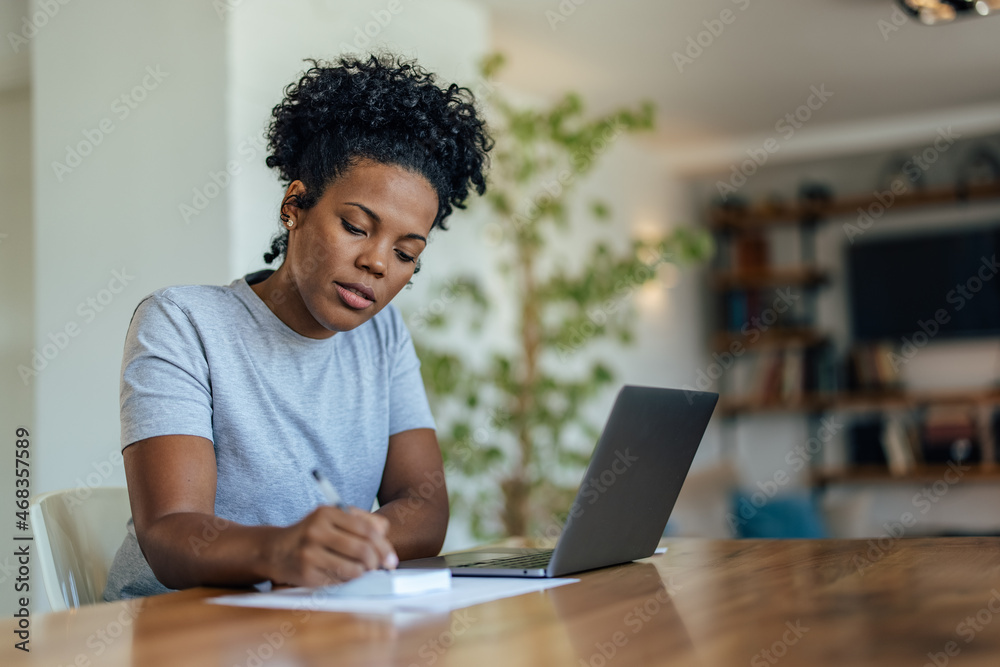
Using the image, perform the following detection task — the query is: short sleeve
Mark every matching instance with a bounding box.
[120,294,214,449]
[387,311,436,436]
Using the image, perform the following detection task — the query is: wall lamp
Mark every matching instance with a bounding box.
[896,0,1000,25]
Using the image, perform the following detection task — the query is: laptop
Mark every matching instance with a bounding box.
[399,385,718,578]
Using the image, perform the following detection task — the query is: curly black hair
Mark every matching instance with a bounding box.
[262,54,493,264]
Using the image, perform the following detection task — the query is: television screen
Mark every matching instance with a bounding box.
[847,225,1000,341]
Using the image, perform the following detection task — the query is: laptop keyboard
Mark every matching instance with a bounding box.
[462,550,554,569]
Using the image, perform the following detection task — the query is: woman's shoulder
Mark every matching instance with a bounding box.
[131,279,248,327]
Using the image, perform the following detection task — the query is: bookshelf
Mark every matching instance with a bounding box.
[709,185,834,412]
[812,464,1000,488]
[708,180,1000,231]
[718,386,1000,416]
[707,178,1000,487]
[712,328,827,353]
[710,265,828,291]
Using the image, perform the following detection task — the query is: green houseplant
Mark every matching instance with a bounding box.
[412,54,713,540]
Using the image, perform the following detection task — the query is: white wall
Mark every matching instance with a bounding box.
[0,0,33,618]
[32,0,231,496]
[0,86,33,617]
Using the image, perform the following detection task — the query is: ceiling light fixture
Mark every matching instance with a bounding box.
[896,0,1000,25]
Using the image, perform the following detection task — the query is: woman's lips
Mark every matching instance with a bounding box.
[334,282,375,310]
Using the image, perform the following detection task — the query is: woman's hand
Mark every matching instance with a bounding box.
[264,506,398,587]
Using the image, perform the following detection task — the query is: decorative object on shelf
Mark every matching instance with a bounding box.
[875,154,927,194]
[797,181,834,223]
[955,143,1000,200]
[922,406,982,464]
[757,192,789,218]
[710,194,749,214]
[798,181,834,204]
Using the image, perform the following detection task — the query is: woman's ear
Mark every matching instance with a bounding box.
[281,180,308,218]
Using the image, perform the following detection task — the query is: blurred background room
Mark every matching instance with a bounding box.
[3,0,1000,613]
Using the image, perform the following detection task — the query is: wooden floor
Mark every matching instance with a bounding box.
[6,537,1000,666]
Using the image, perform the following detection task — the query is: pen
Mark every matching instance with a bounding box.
[311,468,398,570]
[311,468,348,510]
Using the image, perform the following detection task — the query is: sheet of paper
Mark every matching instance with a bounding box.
[207,576,578,615]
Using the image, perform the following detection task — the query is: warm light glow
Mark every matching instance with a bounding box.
[635,216,668,267]
[633,217,663,243]
[636,280,665,312]
[633,262,678,313]
[919,4,956,24]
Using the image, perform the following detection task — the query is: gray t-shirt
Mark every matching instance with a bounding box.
[103,271,435,600]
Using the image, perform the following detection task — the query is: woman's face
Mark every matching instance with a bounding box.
[273,159,438,338]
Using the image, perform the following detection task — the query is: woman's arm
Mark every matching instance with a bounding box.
[125,434,397,590]
[375,428,450,559]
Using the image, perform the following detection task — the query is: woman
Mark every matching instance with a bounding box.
[103,54,492,600]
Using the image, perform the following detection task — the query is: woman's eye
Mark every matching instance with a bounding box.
[395,250,416,263]
[341,220,365,235]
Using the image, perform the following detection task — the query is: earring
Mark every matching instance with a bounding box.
[280,213,293,228]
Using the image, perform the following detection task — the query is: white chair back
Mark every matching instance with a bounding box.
[30,487,131,611]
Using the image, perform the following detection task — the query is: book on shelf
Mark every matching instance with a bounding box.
[733,232,769,272]
[781,348,804,400]
[752,350,783,403]
[726,348,811,405]
[849,343,901,391]
[881,415,917,476]
[726,292,748,331]
[808,345,838,395]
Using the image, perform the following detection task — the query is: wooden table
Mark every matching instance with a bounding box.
[6,537,1000,666]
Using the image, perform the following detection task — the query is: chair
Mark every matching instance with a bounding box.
[30,487,131,611]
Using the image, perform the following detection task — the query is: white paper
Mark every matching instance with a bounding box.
[207,576,578,615]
